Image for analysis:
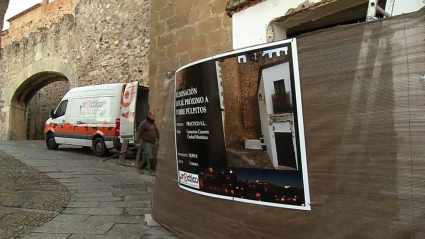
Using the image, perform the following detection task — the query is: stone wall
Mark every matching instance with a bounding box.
[0,14,76,139]
[226,0,264,16]
[150,0,233,234]
[71,0,150,87]
[220,54,285,147]
[0,0,151,140]
[221,58,244,148]
[1,0,80,47]
[27,81,70,140]
[149,0,232,126]
[236,54,285,139]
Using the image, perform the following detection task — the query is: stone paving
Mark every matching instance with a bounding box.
[0,140,177,239]
[0,151,70,239]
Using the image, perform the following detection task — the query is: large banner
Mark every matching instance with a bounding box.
[174,38,311,210]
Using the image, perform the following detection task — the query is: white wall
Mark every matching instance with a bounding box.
[215,61,226,145]
[258,77,276,166]
[232,0,425,50]
[261,62,291,114]
[274,122,291,132]
[232,0,322,50]
[258,62,294,167]
[260,61,300,169]
[391,0,424,16]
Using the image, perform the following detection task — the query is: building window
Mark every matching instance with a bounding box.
[272,79,292,114]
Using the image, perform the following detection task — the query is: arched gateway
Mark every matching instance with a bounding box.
[1,58,76,140]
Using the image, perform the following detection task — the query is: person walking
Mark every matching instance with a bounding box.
[136,110,159,176]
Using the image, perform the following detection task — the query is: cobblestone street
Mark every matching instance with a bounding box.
[0,140,176,239]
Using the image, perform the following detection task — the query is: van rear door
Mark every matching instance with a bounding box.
[119,81,138,139]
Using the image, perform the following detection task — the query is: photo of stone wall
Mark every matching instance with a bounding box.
[220,46,301,171]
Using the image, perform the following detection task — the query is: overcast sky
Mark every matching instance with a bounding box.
[3,0,42,31]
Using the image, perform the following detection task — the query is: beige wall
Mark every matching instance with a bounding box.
[150,0,234,235]
[0,0,150,140]
[2,0,79,47]
[8,6,42,30]
[148,0,232,126]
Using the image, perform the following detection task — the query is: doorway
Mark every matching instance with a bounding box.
[134,86,150,134]
[274,132,297,169]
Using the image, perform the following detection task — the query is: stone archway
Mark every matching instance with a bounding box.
[1,58,76,140]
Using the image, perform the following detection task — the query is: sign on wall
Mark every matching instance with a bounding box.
[174,39,311,210]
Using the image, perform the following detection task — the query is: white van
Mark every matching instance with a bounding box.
[44,81,149,157]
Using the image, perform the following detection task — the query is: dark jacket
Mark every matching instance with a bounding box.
[137,117,159,144]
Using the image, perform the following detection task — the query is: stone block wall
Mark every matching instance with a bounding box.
[1,0,80,47]
[220,53,285,147]
[38,81,71,124]
[149,0,232,126]
[150,0,233,235]
[71,0,150,87]
[236,54,285,139]
[0,14,76,139]
[0,0,151,139]
[27,81,70,140]
[221,58,244,148]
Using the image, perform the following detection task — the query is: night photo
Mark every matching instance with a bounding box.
[199,167,305,207]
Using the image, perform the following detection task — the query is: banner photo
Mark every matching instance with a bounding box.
[174,38,311,210]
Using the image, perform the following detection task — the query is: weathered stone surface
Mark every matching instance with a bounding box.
[70,197,123,202]
[123,195,153,201]
[126,208,152,216]
[148,0,232,126]
[106,223,173,237]
[27,81,70,140]
[66,201,99,208]
[97,201,151,208]
[62,208,123,215]
[84,215,145,224]
[68,235,142,239]
[0,151,70,239]
[24,233,72,239]
[0,0,150,140]
[32,221,115,234]
[51,214,90,222]
[226,0,264,16]
[0,141,176,238]
[72,192,114,198]
[72,0,150,87]
[145,214,160,227]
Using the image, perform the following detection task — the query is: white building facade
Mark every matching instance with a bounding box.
[258,60,299,169]
[226,0,424,169]
[228,0,425,50]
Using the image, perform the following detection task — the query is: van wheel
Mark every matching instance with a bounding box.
[46,133,59,150]
[93,137,108,157]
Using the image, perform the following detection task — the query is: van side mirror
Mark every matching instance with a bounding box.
[50,109,56,118]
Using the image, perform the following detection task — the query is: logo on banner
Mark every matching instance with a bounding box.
[121,83,137,108]
[178,171,199,189]
[79,100,105,111]
[78,99,108,117]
